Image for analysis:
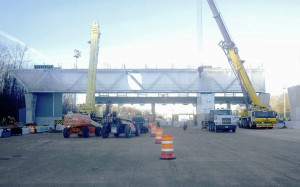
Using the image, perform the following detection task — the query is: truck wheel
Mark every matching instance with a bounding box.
[95,127,101,136]
[251,123,256,129]
[82,127,89,138]
[142,126,149,133]
[114,133,119,137]
[232,129,236,133]
[101,125,109,138]
[125,125,132,138]
[63,128,70,138]
[140,126,144,134]
[135,124,140,136]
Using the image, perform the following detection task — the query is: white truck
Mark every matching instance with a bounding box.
[208,109,237,133]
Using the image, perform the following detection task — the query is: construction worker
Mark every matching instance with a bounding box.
[157,120,160,127]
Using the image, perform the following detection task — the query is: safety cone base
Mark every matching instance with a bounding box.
[160,157,176,160]
[160,152,176,160]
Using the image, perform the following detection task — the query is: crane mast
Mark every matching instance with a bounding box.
[207,0,276,129]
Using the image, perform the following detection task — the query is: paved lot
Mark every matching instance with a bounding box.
[1,126,300,187]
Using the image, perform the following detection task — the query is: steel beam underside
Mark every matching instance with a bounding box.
[96,96,244,105]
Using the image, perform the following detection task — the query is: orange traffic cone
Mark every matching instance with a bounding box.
[155,127,163,144]
[29,124,35,134]
[150,123,157,137]
[160,133,176,160]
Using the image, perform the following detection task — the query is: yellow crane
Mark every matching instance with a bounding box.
[207,0,277,129]
[63,21,103,138]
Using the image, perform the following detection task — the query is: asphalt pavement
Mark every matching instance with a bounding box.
[0,125,300,187]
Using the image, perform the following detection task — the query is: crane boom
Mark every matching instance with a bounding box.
[207,0,277,129]
[207,0,261,108]
[86,21,100,107]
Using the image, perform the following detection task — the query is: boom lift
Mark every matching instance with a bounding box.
[63,21,103,138]
[207,0,277,129]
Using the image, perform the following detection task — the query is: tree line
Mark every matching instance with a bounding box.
[0,43,28,120]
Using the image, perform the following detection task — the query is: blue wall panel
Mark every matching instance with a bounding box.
[35,93,62,117]
[54,93,62,117]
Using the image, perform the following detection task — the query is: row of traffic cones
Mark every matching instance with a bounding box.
[150,123,176,160]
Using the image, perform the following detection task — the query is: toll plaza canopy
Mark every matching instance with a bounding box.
[9,68,265,94]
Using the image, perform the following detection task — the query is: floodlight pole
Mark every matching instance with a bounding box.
[74,49,81,69]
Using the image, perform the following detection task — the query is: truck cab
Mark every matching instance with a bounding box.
[208,109,237,133]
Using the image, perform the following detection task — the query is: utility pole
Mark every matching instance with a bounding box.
[283,86,287,128]
[72,49,81,111]
[283,87,286,120]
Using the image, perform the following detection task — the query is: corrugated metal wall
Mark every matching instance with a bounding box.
[288,85,300,121]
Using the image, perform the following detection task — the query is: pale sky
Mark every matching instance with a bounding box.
[1,0,300,95]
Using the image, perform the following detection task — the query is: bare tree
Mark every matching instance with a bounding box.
[0,44,11,92]
[62,94,77,114]
[0,43,29,119]
[270,93,290,119]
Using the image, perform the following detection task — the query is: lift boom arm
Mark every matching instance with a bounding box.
[207,0,263,108]
[86,21,100,107]
[78,21,101,115]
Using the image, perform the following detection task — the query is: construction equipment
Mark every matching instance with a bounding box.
[132,115,149,134]
[208,108,237,133]
[207,0,277,129]
[101,112,140,138]
[63,21,103,138]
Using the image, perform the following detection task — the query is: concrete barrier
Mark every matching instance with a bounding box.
[35,126,50,133]
[285,121,300,129]
[22,127,30,135]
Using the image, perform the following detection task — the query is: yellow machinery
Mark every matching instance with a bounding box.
[207,0,277,129]
[79,21,102,116]
[63,21,103,138]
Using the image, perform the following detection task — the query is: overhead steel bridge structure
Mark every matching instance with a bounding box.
[11,68,265,93]
[10,67,266,125]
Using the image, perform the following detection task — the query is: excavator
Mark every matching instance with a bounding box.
[63,21,103,138]
[207,0,277,129]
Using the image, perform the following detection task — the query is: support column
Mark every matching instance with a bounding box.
[25,93,37,124]
[151,102,156,123]
[196,93,215,126]
[226,102,231,109]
